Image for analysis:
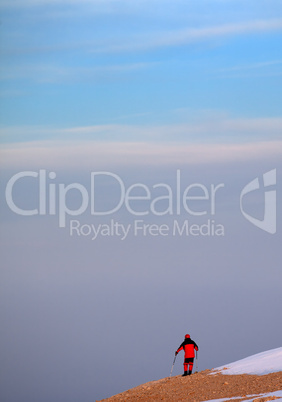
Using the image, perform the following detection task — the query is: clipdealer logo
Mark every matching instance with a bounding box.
[4,170,225,238]
[240,169,276,234]
[4,168,277,238]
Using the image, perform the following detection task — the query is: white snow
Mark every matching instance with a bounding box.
[206,390,282,401]
[243,391,282,401]
[213,346,282,375]
[205,347,282,401]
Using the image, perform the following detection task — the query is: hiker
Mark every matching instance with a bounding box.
[175,334,199,376]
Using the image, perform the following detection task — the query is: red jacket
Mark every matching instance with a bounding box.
[176,334,198,358]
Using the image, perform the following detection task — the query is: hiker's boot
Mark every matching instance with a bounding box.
[188,370,192,375]
[182,371,188,376]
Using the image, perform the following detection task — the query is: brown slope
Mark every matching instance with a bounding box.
[97,370,282,402]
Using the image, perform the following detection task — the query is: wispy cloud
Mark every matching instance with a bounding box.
[1,115,282,144]
[0,0,116,8]
[0,62,156,84]
[56,117,282,141]
[91,19,282,53]
[219,60,282,73]
[2,17,282,58]
[1,139,281,170]
[215,60,282,78]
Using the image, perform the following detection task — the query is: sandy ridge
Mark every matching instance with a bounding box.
[97,370,282,402]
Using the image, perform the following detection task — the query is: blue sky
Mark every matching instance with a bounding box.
[1,2,282,402]
[1,0,282,138]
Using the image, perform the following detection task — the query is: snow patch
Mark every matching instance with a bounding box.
[213,347,282,375]
[205,390,282,401]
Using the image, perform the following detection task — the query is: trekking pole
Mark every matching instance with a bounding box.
[169,355,177,378]
[195,350,198,373]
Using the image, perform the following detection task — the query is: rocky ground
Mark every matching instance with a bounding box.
[97,369,282,402]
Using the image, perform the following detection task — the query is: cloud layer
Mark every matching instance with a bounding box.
[1,139,281,170]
